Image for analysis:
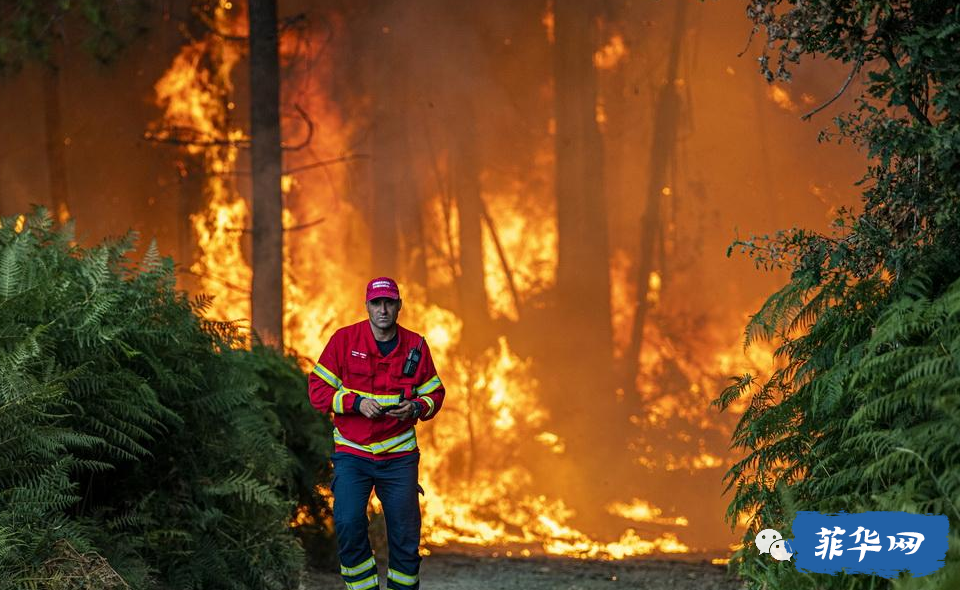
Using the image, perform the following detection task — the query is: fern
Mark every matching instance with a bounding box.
[0,208,331,589]
[718,267,960,590]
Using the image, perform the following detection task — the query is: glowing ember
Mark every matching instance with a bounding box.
[607,499,689,527]
[542,3,555,44]
[594,34,626,70]
[534,431,566,454]
[290,505,315,528]
[767,84,798,112]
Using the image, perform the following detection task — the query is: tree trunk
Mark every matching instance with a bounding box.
[452,113,488,322]
[369,11,421,285]
[549,0,624,509]
[177,158,204,294]
[622,0,687,392]
[248,0,284,347]
[42,41,70,225]
[554,0,613,360]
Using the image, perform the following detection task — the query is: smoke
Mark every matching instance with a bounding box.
[0,0,865,554]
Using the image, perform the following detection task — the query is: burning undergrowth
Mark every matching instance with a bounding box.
[146,0,778,559]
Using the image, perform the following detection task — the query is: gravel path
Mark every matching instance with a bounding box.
[301,552,744,590]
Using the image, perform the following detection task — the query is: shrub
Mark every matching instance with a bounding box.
[0,208,332,589]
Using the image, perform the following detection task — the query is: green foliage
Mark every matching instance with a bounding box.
[0,209,333,589]
[0,0,152,73]
[719,2,960,589]
[717,273,960,589]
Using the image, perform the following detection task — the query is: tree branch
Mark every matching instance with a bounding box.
[223,217,325,234]
[144,127,249,148]
[178,268,248,293]
[801,59,862,121]
[283,154,370,174]
[283,217,325,232]
[479,202,522,319]
[879,42,932,126]
[281,103,313,151]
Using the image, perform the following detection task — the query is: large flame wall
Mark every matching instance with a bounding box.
[0,0,865,558]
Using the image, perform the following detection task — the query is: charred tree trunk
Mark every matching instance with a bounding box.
[554,1,612,361]
[249,0,284,347]
[452,107,491,351]
[550,0,623,505]
[369,12,421,285]
[370,109,401,279]
[447,0,491,348]
[42,42,69,224]
[622,0,687,392]
[176,159,204,293]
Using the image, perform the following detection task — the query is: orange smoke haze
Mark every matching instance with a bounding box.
[0,0,865,560]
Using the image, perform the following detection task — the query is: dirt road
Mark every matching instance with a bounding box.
[301,552,743,590]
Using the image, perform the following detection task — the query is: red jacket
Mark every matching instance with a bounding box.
[308,320,445,460]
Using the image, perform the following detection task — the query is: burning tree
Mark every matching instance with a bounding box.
[143,0,781,560]
[248,0,285,347]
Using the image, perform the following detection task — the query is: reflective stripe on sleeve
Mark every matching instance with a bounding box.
[312,363,343,389]
[333,427,417,455]
[419,395,435,418]
[332,389,348,413]
[357,390,404,406]
[415,375,442,395]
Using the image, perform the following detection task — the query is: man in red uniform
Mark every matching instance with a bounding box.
[309,277,444,590]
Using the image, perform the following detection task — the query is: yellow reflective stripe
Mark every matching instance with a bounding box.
[419,395,435,418]
[333,427,417,454]
[332,389,346,414]
[415,375,441,395]
[387,568,419,585]
[341,556,375,576]
[386,437,418,453]
[312,363,343,389]
[360,391,403,404]
[346,572,379,590]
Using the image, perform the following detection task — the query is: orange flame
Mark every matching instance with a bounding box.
[594,34,626,70]
[150,1,775,560]
[767,84,798,112]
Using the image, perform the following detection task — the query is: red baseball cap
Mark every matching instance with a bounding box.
[366,276,401,301]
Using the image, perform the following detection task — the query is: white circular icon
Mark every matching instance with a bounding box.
[770,539,794,561]
[755,528,783,554]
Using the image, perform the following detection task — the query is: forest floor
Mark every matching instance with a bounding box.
[300,551,745,590]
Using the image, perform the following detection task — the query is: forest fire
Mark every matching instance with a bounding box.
[6,0,948,588]
[150,2,251,325]
[142,0,802,563]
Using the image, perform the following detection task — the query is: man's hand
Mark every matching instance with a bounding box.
[386,400,420,421]
[358,397,384,419]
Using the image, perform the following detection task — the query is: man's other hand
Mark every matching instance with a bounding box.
[358,398,384,418]
[386,400,418,421]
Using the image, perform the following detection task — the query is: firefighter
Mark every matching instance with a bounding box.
[309,277,445,590]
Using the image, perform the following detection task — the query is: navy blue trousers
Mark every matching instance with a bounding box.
[332,452,421,590]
